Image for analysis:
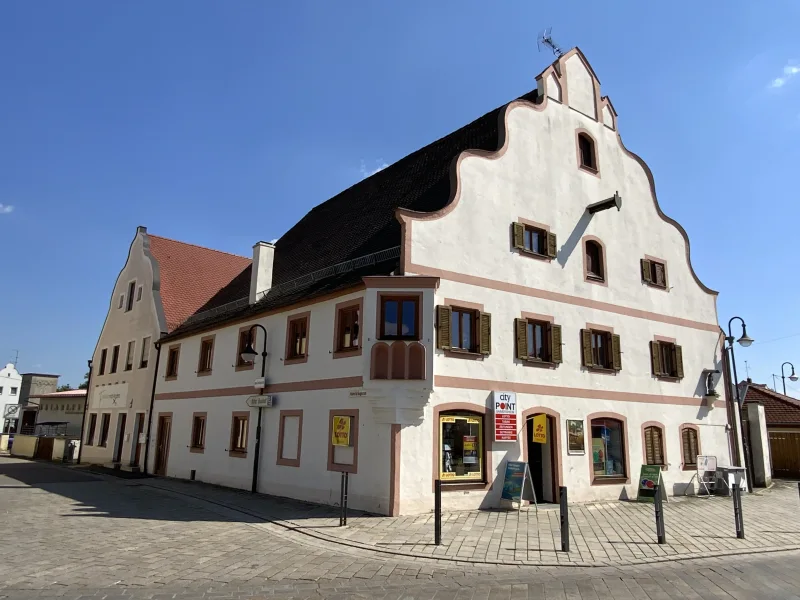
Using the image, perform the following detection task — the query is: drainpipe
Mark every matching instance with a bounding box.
[76,359,94,465]
[142,338,163,475]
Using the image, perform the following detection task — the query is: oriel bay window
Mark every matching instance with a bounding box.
[515,318,562,364]
[512,222,557,258]
[380,295,419,340]
[436,305,491,355]
[439,413,483,482]
[581,329,621,371]
[650,340,684,379]
[590,417,627,481]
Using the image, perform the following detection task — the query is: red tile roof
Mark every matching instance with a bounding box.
[148,235,251,332]
[742,382,800,426]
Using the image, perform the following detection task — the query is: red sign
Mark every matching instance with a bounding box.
[494,391,518,442]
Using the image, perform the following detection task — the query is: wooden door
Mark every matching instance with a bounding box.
[113,413,127,463]
[154,415,172,476]
[769,431,800,477]
[133,413,145,467]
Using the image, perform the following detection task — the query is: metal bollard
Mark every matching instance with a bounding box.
[654,484,666,544]
[732,483,745,539]
[434,479,442,545]
[559,486,570,553]
[339,472,349,526]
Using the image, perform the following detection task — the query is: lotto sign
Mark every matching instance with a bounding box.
[532,413,547,444]
[493,391,517,442]
[332,416,352,447]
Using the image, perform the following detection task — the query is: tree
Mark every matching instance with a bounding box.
[78,372,90,390]
[57,384,73,392]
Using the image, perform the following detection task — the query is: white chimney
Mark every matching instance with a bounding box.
[249,241,275,304]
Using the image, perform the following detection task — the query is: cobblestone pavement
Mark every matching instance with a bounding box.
[3,457,800,599]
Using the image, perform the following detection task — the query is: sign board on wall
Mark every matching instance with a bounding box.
[636,465,666,503]
[492,391,517,442]
[332,415,352,446]
[95,384,129,410]
[531,414,547,444]
[3,404,20,419]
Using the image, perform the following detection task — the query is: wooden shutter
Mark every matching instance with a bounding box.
[674,345,684,379]
[652,427,664,465]
[512,223,525,250]
[581,329,593,367]
[650,341,662,376]
[479,312,492,356]
[611,334,622,371]
[436,306,451,350]
[654,262,666,287]
[515,318,528,360]
[644,427,655,464]
[641,259,652,283]
[546,232,557,258]
[682,428,698,465]
[550,324,563,363]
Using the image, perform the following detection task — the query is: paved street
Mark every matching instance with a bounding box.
[1,457,800,599]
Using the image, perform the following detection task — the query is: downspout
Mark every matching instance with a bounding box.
[142,337,164,475]
[76,359,94,465]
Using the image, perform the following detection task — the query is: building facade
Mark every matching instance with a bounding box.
[31,389,88,437]
[142,49,735,515]
[1,363,23,434]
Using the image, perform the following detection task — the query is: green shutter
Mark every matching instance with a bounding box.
[641,259,652,283]
[611,334,622,371]
[546,232,558,258]
[436,306,451,350]
[515,318,528,360]
[650,341,662,376]
[550,324,562,363]
[512,223,525,250]
[675,345,684,379]
[581,329,593,367]
[479,312,492,356]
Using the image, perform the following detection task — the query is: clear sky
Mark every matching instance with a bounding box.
[1,1,798,395]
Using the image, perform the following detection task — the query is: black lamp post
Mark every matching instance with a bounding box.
[241,324,268,494]
[781,362,798,396]
[725,317,754,493]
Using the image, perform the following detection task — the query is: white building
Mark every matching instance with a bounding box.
[30,389,87,437]
[134,48,735,515]
[1,363,23,434]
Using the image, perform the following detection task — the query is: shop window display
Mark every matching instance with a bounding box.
[439,413,483,481]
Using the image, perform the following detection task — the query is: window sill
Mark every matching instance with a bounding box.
[124,367,133,372]
[333,347,362,360]
[377,337,421,343]
[139,364,148,370]
[517,249,553,262]
[585,275,606,285]
[229,450,247,458]
[328,463,357,474]
[440,481,490,492]
[682,464,697,471]
[523,358,557,369]
[656,375,682,382]
[586,366,618,375]
[98,444,108,448]
[443,348,484,360]
[235,362,255,372]
[644,281,669,291]
[590,476,629,486]
[284,356,308,366]
[197,370,213,377]
[190,447,204,454]
[579,164,600,177]
[277,457,301,468]
[165,375,177,382]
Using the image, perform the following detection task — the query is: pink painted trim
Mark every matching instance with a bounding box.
[363,276,439,289]
[155,376,363,401]
[521,312,554,323]
[587,322,614,333]
[432,402,493,492]
[518,218,551,232]
[654,335,677,344]
[641,421,667,468]
[444,298,484,312]
[327,409,359,474]
[586,411,631,485]
[389,423,401,516]
[370,342,389,380]
[576,129,600,177]
[284,311,311,365]
[332,297,364,359]
[276,409,303,467]
[521,407,563,500]
[582,235,608,287]
[679,423,702,470]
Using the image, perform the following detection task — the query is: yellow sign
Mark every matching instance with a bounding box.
[532,414,547,444]
[332,416,351,446]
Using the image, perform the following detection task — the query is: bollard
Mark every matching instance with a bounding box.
[654,484,666,544]
[434,479,442,545]
[343,472,349,526]
[732,483,745,539]
[559,486,570,553]
[339,472,350,526]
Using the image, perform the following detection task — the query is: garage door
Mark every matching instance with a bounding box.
[769,431,800,477]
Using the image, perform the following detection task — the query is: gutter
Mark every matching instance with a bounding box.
[76,359,94,464]
[142,337,164,475]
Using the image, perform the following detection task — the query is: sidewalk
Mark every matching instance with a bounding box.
[138,474,800,567]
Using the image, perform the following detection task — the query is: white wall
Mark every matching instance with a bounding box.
[1,363,22,432]
[34,398,86,436]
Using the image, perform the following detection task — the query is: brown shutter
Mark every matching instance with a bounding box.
[515,318,528,360]
[581,329,593,367]
[682,429,698,464]
[644,427,654,464]
[650,341,662,376]
[654,262,666,287]
[674,345,684,379]
[653,427,663,465]
[550,324,563,363]
[611,334,622,371]
[641,259,652,283]
[512,222,525,250]
[546,232,557,258]
[436,306,451,350]
[479,312,492,356]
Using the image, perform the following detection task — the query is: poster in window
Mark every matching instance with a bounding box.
[566,419,585,454]
[332,416,351,447]
[463,435,478,464]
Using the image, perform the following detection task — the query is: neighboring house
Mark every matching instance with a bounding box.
[1,363,23,434]
[19,373,59,405]
[144,48,732,516]
[82,226,251,470]
[742,380,800,478]
[30,389,87,437]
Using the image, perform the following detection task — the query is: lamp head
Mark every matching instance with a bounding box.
[737,324,754,347]
[790,368,799,383]
[240,341,257,364]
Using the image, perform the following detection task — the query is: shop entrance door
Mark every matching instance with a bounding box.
[154,415,172,476]
[526,414,557,503]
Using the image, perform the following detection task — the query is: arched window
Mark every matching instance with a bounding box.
[590,417,626,480]
[585,240,604,281]
[578,133,597,171]
[439,412,483,482]
[681,425,700,468]
[643,425,665,467]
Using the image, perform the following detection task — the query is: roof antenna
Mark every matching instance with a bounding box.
[537,27,564,58]
[744,360,751,379]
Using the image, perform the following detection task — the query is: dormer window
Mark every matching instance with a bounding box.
[578,132,597,172]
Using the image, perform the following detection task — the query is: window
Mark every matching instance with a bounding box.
[190,413,206,451]
[10,387,17,396]
[578,132,597,171]
[126,281,135,312]
[86,414,97,445]
[336,306,360,352]
[451,308,477,352]
[165,346,180,379]
[650,341,684,379]
[98,414,111,447]
[439,412,483,482]
[197,336,214,374]
[230,412,249,456]
[512,222,557,259]
[124,341,135,371]
[136,285,143,302]
[0,387,3,394]
[515,318,563,364]
[681,426,700,468]
[380,296,419,340]
[585,240,604,281]
[277,410,303,467]
[140,337,150,368]
[118,295,124,309]
[286,316,308,361]
[99,348,107,375]
[581,329,621,371]
[437,305,491,355]
[641,258,667,288]
[328,409,359,473]
[110,345,120,374]
[236,328,255,367]
[590,418,626,480]
[643,425,665,467]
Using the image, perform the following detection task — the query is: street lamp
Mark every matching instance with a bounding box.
[781,362,798,396]
[243,324,268,494]
[724,317,755,493]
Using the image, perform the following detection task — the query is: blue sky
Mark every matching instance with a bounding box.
[1,1,798,395]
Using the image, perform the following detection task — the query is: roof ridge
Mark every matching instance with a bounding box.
[745,382,800,406]
[147,234,251,262]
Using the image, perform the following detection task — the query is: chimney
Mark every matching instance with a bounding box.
[249,241,275,304]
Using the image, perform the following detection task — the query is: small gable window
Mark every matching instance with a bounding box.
[512,222,557,259]
[641,258,667,289]
[585,240,604,282]
[578,133,597,172]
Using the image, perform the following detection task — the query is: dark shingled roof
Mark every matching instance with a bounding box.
[163,88,540,341]
[742,382,800,426]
